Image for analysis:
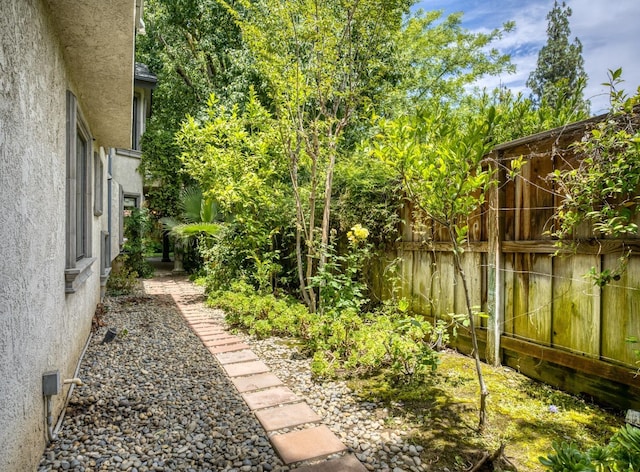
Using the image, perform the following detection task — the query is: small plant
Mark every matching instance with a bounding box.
[106,255,138,295]
[539,424,640,471]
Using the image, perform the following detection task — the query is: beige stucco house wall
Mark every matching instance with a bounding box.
[0,0,140,470]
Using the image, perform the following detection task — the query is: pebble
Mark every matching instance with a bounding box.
[37,283,427,471]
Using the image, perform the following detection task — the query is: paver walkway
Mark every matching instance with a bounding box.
[143,274,366,472]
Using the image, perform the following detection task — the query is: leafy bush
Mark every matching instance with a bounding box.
[539,424,640,471]
[208,280,311,339]
[208,280,445,380]
[106,255,139,296]
[123,208,154,278]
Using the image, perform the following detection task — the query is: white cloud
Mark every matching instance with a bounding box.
[414,0,640,115]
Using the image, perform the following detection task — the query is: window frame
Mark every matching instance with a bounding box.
[94,152,103,216]
[65,91,95,293]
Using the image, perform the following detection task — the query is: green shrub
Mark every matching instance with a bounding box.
[209,281,445,381]
[539,424,640,471]
[106,255,139,295]
[123,208,154,278]
[208,280,310,339]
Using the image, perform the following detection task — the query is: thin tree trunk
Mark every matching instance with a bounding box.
[318,151,336,270]
[449,229,489,430]
[306,152,318,313]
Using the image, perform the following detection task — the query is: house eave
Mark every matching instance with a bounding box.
[44,0,137,148]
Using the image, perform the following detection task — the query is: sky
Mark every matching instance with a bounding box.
[413,0,640,115]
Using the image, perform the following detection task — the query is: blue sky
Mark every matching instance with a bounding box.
[413,0,640,114]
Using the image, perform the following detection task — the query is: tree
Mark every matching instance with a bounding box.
[371,100,499,429]
[392,10,514,109]
[176,90,294,289]
[218,0,414,312]
[526,1,588,112]
[136,0,261,247]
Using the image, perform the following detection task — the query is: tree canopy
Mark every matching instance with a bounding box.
[526,0,588,112]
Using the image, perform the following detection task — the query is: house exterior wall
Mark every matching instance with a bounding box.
[112,149,145,206]
[0,1,135,470]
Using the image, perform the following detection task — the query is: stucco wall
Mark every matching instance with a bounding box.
[0,1,107,469]
[112,149,145,204]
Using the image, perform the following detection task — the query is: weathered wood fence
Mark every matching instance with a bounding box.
[371,115,640,409]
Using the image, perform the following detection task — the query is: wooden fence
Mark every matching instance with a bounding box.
[370,115,640,410]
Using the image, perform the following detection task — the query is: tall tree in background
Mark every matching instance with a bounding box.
[136,0,260,236]
[526,1,588,112]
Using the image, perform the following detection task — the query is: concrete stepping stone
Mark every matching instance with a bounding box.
[254,402,321,431]
[271,426,347,465]
[241,386,299,410]
[198,332,233,341]
[223,360,270,377]
[203,336,243,347]
[292,454,367,472]
[231,373,283,393]
[207,342,251,354]
[215,350,259,365]
[193,327,228,336]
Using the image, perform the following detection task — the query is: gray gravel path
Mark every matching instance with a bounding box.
[38,277,426,472]
[38,293,286,472]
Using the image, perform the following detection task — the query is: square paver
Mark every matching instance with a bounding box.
[207,342,251,354]
[241,386,298,410]
[231,373,283,393]
[270,426,347,465]
[292,454,367,472]
[223,360,271,377]
[254,402,321,431]
[215,350,259,365]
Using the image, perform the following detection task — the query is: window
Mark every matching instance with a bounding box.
[132,92,141,150]
[65,91,95,293]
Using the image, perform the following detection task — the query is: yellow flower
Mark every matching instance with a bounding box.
[347,224,369,244]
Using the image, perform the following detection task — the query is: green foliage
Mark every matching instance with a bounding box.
[209,280,311,339]
[332,154,402,247]
[551,70,640,285]
[526,1,588,112]
[136,0,261,234]
[539,424,640,471]
[311,227,372,316]
[392,9,514,108]
[177,91,293,290]
[370,93,499,429]
[371,100,497,235]
[464,85,589,146]
[123,208,154,278]
[106,255,139,296]
[209,280,445,381]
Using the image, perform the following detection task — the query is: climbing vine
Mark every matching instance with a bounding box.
[551,69,640,285]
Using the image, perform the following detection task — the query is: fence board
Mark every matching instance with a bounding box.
[433,252,455,316]
[551,254,600,356]
[601,254,640,365]
[412,250,434,315]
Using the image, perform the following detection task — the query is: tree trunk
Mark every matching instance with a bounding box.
[450,230,489,430]
[319,151,336,270]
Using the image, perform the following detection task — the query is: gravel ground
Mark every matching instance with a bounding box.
[38,286,426,472]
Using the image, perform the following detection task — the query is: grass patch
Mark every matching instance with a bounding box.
[348,349,623,471]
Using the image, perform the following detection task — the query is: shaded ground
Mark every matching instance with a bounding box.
[348,350,624,471]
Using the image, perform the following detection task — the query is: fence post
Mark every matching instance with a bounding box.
[486,151,505,366]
